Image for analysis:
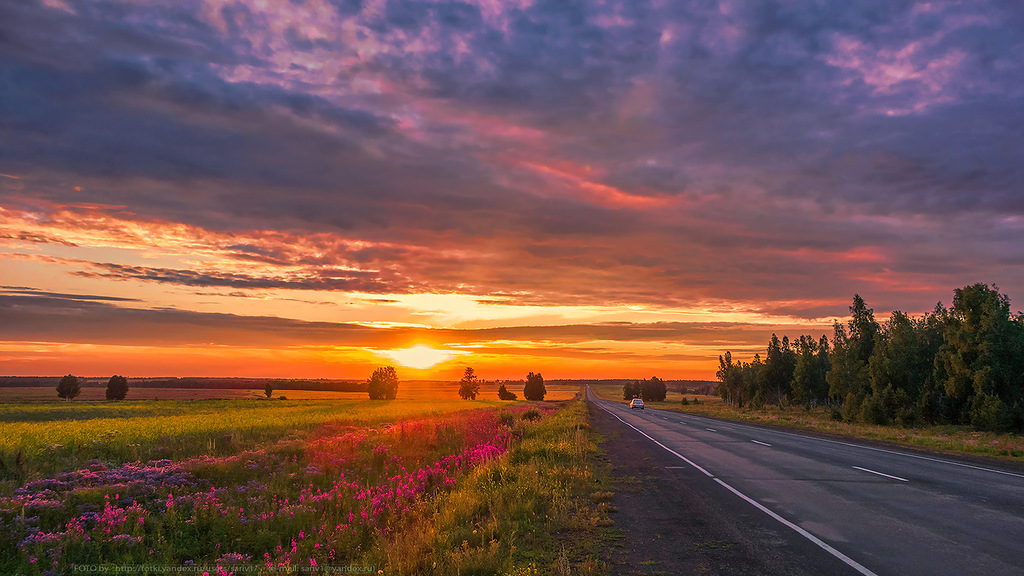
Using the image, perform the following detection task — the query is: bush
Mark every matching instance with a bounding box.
[970,392,1014,432]
[367,366,399,400]
[623,381,641,400]
[523,372,546,401]
[264,382,274,399]
[521,408,541,421]
[497,384,517,401]
[498,411,515,427]
[680,397,689,406]
[56,374,80,401]
[105,375,129,401]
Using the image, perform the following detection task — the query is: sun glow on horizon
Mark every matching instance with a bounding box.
[375,345,469,369]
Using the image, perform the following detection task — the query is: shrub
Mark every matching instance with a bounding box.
[623,381,641,400]
[264,382,274,399]
[970,392,1014,432]
[497,384,517,401]
[106,375,129,401]
[498,411,515,427]
[521,408,541,421]
[56,374,80,401]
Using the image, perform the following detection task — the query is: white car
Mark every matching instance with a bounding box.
[629,398,644,410]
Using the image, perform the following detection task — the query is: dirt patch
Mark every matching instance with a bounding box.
[588,402,856,576]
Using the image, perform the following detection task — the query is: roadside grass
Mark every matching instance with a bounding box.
[380,399,610,575]
[591,384,1024,463]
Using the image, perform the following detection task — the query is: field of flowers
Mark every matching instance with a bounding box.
[1,398,605,575]
[0,398,499,478]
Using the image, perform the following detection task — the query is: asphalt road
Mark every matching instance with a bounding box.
[588,388,1024,576]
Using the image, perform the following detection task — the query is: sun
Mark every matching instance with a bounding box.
[376,345,468,369]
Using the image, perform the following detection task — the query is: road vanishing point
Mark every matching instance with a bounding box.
[587,387,1024,576]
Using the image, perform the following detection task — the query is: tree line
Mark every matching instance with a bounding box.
[716,284,1024,432]
[622,377,667,402]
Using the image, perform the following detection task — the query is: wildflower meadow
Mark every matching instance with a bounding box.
[1,396,606,575]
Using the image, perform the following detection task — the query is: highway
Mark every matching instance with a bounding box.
[588,388,1024,576]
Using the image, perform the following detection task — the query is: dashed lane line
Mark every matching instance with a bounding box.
[594,398,879,576]
[853,466,909,482]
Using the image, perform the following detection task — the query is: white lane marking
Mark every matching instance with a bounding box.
[751,440,772,447]
[853,466,909,482]
[713,479,879,576]
[673,410,1024,480]
[594,399,879,576]
[706,428,717,432]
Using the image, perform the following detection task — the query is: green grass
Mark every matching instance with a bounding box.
[378,400,610,575]
[2,389,612,574]
[0,397,502,486]
[591,383,1024,463]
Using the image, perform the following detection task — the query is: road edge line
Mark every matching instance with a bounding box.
[588,389,879,576]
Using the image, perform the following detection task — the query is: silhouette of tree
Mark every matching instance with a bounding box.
[367,366,399,400]
[106,375,129,401]
[57,374,80,401]
[523,372,546,401]
[458,367,480,400]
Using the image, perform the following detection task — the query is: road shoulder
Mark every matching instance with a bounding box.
[588,400,857,576]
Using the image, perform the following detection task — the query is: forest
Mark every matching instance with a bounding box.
[715,283,1024,432]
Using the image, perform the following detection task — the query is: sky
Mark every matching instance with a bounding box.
[2,0,1023,380]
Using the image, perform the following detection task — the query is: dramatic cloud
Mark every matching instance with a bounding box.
[1,0,1022,377]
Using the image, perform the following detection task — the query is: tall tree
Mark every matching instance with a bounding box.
[792,335,829,408]
[105,375,129,401]
[458,367,480,400]
[759,334,796,407]
[827,295,880,419]
[716,352,745,406]
[523,372,546,401]
[56,374,80,401]
[936,284,1024,429]
[367,366,399,400]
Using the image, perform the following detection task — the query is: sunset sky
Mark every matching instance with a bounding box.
[2,0,1023,380]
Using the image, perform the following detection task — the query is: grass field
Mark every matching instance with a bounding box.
[1,383,604,575]
[0,381,583,403]
[590,383,1024,463]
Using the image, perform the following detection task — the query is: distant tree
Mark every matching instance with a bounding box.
[105,375,129,401]
[57,374,81,401]
[264,381,274,399]
[623,380,641,400]
[497,383,517,401]
[458,367,480,400]
[523,372,546,401]
[367,366,399,400]
[641,376,667,402]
